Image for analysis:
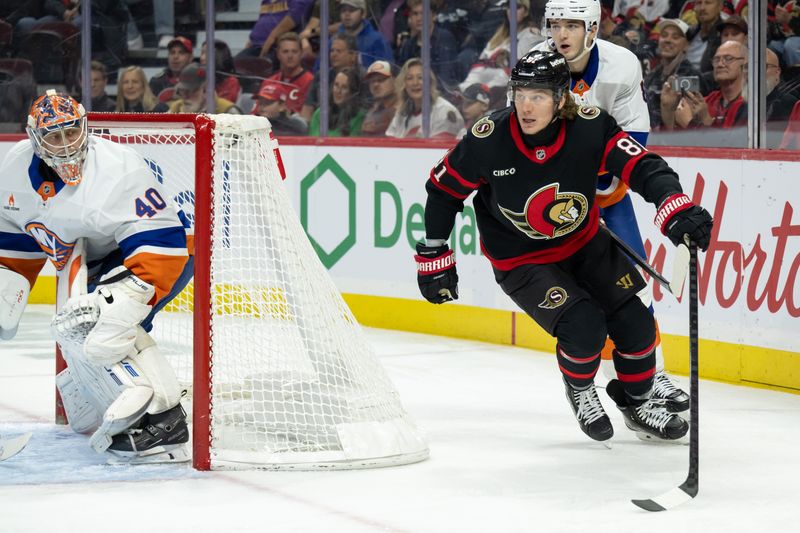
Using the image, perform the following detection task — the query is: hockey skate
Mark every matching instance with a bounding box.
[106,404,190,464]
[606,379,688,443]
[563,379,613,442]
[651,371,690,412]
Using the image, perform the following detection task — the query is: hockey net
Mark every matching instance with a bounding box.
[73,113,429,470]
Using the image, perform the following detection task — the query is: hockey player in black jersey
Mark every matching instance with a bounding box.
[414,50,713,443]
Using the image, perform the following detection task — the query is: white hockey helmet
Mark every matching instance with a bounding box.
[544,0,601,52]
[26,89,88,186]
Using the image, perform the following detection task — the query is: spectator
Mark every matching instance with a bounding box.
[685,0,724,75]
[335,0,394,68]
[457,83,491,137]
[395,0,459,88]
[200,40,242,104]
[717,14,747,45]
[71,0,128,73]
[770,1,800,68]
[612,0,670,24]
[361,60,399,136]
[309,67,365,136]
[766,47,798,148]
[124,0,175,49]
[301,33,364,121]
[386,57,464,138]
[238,0,315,59]
[87,60,116,112]
[116,66,169,113]
[0,62,36,131]
[253,79,309,135]
[459,0,544,92]
[149,36,195,99]
[168,63,242,114]
[643,18,705,129]
[430,0,504,81]
[599,6,617,40]
[8,0,58,48]
[263,32,315,114]
[663,41,747,133]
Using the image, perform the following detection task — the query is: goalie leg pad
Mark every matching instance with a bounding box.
[131,328,183,414]
[0,267,31,340]
[89,384,154,453]
[56,367,103,434]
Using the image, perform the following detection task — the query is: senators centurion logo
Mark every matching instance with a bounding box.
[471,116,495,138]
[538,287,568,309]
[498,183,588,239]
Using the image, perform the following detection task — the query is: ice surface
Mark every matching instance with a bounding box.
[0,305,796,532]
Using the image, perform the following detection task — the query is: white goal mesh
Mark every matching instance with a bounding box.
[87,113,428,470]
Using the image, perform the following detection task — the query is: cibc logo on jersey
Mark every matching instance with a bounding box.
[498,183,588,239]
[25,222,75,271]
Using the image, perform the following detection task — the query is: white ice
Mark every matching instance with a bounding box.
[1,305,797,532]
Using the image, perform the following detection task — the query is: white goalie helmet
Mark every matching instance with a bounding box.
[26,89,89,186]
[544,0,601,53]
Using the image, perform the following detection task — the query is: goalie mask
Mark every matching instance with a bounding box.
[508,50,571,107]
[544,0,601,58]
[27,90,89,186]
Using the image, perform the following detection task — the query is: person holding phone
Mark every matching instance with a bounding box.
[662,40,747,131]
[643,18,705,130]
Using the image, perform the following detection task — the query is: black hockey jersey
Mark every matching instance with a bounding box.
[424,106,684,270]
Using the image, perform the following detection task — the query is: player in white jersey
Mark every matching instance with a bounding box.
[0,91,193,463]
[533,0,690,413]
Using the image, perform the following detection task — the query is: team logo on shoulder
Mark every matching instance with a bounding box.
[538,287,568,309]
[471,117,495,138]
[577,106,600,119]
[498,183,588,240]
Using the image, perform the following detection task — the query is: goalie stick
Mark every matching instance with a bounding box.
[0,432,32,461]
[631,242,699,512]
[602,223,690,298]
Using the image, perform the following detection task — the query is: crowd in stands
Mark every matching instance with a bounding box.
[0,1,799,148]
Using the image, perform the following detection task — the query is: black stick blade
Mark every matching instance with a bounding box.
[631,485,696,512]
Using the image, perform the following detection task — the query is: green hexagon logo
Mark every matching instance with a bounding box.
[300,154,356,268]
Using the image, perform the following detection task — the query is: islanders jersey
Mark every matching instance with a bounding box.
[532,39,651,206]
[0,137,190,304]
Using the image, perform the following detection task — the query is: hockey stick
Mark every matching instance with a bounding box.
[0,432,32,461]
[602,223,690,298]
[631,242,699,512]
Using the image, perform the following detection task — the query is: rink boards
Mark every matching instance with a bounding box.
[0,136,797,393]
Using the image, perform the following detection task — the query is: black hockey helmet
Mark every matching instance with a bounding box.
[508,50,571,101]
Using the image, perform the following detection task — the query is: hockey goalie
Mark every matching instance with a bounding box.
[0,91,193,463]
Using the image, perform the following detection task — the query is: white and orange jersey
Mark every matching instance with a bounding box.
[0,137,190,304]
[532,38,651,205]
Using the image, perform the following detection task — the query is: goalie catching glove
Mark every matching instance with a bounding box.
[52,269,155,365]
[415,242,458,304]
[654,193,713,251]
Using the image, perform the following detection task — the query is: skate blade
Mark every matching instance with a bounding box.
[634,431,689,445]
[106,444,190,465]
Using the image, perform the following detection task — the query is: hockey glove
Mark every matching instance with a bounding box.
[415,242,458,304]
[655,193,713,251]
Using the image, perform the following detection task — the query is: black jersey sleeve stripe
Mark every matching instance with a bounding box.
[443,154,481,188]
[428,176,471,200]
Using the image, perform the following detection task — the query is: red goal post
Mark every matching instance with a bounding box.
[53,112,429,471]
